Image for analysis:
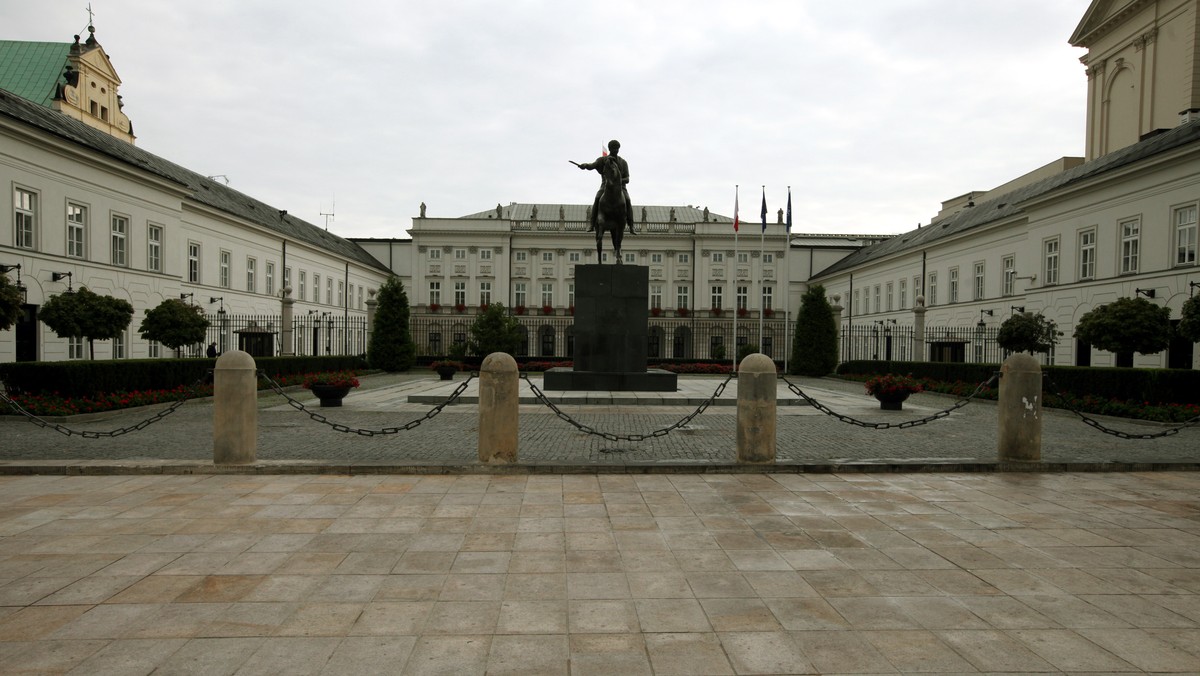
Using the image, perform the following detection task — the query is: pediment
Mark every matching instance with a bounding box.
[75,43,122,86]
[1070,0,1154,46]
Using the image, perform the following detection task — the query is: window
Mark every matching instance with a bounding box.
[479,281,492,306]
[678,253,690,264]
[347,283,353,308]
[298,271,306,300]
[284,267,292,295]
[1078,231,1095,280]
[886,282,894,311]
[68,336,85,360]
[265,262,275,295]
[246,258,256,292]
[429,248,441,259]
[542,251,554,262]
[762,285,773,310]
[899,279,907,309]
[515,251,527,262]
[927,272,938,306]
[676,285,690,310]
[313,274,320,302]
[736,285,748,310]
[147,224,162,272]
[650,284,663,308]
[712,252,724,263]
[873,284,881,313]
[14,187,36,249]
[110,214,128,266]
[568,283,575,307]
[357,286,363,309]
[111,332,125,360]
[1002,255,1015,295]
[1044,238,1060,284]
[568,252,581,263]
[326,278,333,305]
[455,248,467,260]
[737,252,749,263]
[429,281,441,305]
[540,282,553,307]
[763,253,774,264]
[1119,219,1139,274]
[219,250,231,288]
[948,268,959,303]
[651,253,663,264]
[148,340,160,359]
[973,262,985,300]
[338,280,345,306]
[188,242,201,283]
[1175,204,1197,265]
[624,252,635,264]
[455,281,467,306]
[710,285,723,309]
[480,248,492,260]
[67,203,87,258]
[853,289,861,316]
[913,276,921,304]
[514,282,527,307]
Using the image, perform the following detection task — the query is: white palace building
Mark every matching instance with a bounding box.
[3,0,1200,370]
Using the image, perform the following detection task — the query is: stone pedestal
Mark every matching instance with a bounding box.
[213,350,257,465]
[542,264,677,392]
[478,352,518,464]
[737,353,776,463]
[998,353,1042,462]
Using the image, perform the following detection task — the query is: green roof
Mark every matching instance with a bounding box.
[0,41,71,108]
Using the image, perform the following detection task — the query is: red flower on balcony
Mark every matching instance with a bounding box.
[736,307,748,318]
[428,303,441,312]
[677,307,689,317]
[763,308,774,318]
[542,304,554,315]
[650,307,662,317]
[454,303,466,313]
[710,307,722,317]
[568,305,575,316]
[514,305,526,315]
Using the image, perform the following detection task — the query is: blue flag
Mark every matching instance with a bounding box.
[786,188,792,233]
[760,188,767,233]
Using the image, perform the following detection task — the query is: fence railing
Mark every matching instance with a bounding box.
[838,322,1049,365]
[186,313,369,358]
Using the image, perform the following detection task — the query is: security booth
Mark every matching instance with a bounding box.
[236,321,276,358]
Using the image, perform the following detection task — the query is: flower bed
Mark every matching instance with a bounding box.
[2,384,212,417]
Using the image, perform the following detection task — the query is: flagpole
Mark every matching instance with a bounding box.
[732,185,738,371]
[759,186,766,353]
[783,186,792,374]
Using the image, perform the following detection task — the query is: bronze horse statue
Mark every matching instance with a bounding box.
[593,157,627,262]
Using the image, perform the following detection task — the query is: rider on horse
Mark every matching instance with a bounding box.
[578,140,636,234]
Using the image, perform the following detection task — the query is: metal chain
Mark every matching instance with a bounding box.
[521,372,734,442]
[778,373,998,430]
[0,373,211,438]
[259,371,474,435]
[1042,375,1200,440]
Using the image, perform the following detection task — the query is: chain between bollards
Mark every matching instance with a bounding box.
[521,372,734,442]
[258,370,475,435]
[1042,375,1200,440]
[778,373,999,430]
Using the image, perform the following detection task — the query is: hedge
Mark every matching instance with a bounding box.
[835,360,1200,405]
[0,355,367,398]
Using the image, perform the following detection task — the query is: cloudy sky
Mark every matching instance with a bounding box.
[6,0,1092,238]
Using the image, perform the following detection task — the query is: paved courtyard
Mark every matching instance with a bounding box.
[0,471,1198,674]
[1,373,1198,469]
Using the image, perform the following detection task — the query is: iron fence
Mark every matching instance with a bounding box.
[838,322,1053,365]
[409,314,790,361]
[184,313,369,358]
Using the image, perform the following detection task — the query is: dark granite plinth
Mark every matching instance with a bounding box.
[543,367,678,392]
[573,264,648,374]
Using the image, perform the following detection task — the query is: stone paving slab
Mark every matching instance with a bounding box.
[0,471,1198,674]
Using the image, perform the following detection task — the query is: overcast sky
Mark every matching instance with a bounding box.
[6,0,1092,238]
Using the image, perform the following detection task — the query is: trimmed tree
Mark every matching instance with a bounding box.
[38,286,135,360]
[367,276,416,371]
[1073,296,1171,356]
[996,312,1061,354]
[1178,294,1200,343]
[467,303,523,357]
[790,284,838,376]
[138,298,210,354]
[0,272,21,331]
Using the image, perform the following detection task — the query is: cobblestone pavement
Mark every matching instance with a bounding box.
[0,471,1198,674]
[2,374,1198,467]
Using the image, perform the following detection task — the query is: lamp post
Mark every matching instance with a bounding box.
[1010,305,1024,315]
[180,292,194,304]
[1135,288,1156,299]
[51,271,73,292]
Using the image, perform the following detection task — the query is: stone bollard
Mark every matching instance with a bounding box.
[737,353,777,463]
[478,352,519,464]
[998,353,1042,462]
[213,350,257,465]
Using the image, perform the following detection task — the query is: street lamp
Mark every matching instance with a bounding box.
[1,264,27,303]
[978,309,994,326]
[180,292,194,303]
[1190,282,1200,297]
[50,271,74,292]
[1010,305,1025,314]
[208,296,225,312]
[1135,288,1156,299]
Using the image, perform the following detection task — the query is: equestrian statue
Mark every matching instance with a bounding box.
[571,139,636,262]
